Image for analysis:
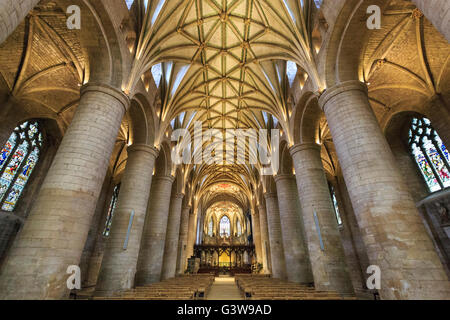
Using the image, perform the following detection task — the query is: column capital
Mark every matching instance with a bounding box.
[318,80,367,111]
[127,144,159,158]
[290,143,321,157]
[153,175,175,183]
[172,193,185,200]
[182,205,192,211]
[274,174,296,183]
[81,83,130,112]
[264,192,277,200]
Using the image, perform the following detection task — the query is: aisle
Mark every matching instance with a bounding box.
[206,277,244,300]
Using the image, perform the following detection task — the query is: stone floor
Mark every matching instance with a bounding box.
[206,276,244,300]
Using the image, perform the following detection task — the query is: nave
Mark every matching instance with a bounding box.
[0,0,449,300]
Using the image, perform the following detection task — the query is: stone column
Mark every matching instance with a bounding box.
[412,1,450,42]
[161,192,184,280]
[79,173,112,287]
[334,177,371,298]
[251,210,263,265]
[0,83,129,299]
[0,215,21,264]
[135,175,174,285]
[176,205,190,274]
[274,174,314,284]
[264,193,287,280]
[0,0,40,44]
[257,204,271,274]
[185,211,197,263]
[95,144,159,294]
[426,95,450,149]
[290,144,354,294]
[83,210,109,288]
[319,80,450,300]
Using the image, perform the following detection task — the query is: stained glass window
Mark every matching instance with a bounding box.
[103,184,121,236]
[0,121,44,212]
[409,117,450,192]
[208,217,214,236]
[236,219,242,236]
[329,184,343,226]
[219,215,231,238]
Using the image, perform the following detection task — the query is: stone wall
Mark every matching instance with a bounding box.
[418,190,450,276]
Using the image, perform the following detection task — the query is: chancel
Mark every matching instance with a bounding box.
[194,199,256,274]
[0,0,449,301]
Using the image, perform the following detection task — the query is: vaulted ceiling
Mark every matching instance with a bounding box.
[128,0,321,209]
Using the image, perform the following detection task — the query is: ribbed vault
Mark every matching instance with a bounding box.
[128,0,322,206]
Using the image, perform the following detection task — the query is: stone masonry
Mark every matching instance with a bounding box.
[257,204,272,274]
[412,0,450,42]
[319,80,450,299]
[274,174,314,284]
[161,192,184,280]
[95,144,159,294]
[135,175,174,285]
[290,143,354,295]
[264,193,287,280]
[0,0,40,44]
[0,83,129,299]
[176,205,190,274]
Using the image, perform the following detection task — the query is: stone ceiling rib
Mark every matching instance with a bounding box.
[128,0,320,205]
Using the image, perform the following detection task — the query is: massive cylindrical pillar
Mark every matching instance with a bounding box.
[290,144,354,294]
[79,173,112,287]
[264,193,287,280]
[176,204,191,274]
[257,204,271,274]
[161,192,184,280]
[0,83,129,299]
[0,0,40,44]
[319,80,449,299]
[274,174,313,284]
[135,175,174,285]
[251,210,263,265]
[95,144,159,294]
[412,1,450,42]
[185,210,197,264]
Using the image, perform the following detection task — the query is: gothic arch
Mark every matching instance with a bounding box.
[55,0,130,87]
[324,0,388,87]
[278,140,294,175]
[154,140,172,177]
[291,91,324,145]
[172,167,185,195]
